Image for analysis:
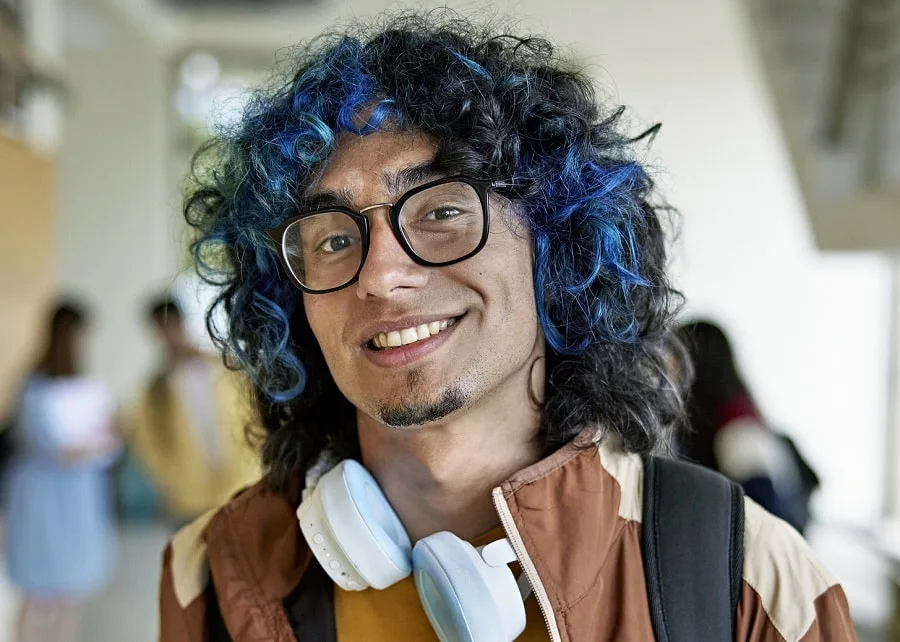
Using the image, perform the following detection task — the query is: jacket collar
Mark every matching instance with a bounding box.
[494,429,640,641]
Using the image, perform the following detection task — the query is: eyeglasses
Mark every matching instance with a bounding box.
[269,175,503,294]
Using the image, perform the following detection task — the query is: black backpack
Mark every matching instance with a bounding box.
[642,455,745,642]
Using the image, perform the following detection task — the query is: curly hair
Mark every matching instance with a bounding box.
[185,11,690,491]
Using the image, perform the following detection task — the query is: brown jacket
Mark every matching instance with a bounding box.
[158,432,856,641]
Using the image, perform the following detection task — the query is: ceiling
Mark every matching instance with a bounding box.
[748,0,900,251]
[89,0,359,54]
[159,0,317,6]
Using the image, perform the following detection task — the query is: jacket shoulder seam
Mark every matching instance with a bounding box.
[742,499,835,642]
[169,508,218,609]
[556,519,630,615]
[741,578,790,642]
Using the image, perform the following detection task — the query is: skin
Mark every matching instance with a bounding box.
[152,316,201,364]
[302,129,546,541]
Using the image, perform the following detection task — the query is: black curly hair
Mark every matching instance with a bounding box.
[184,11,690,491]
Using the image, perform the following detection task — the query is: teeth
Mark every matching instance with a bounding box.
[373,318,455,350]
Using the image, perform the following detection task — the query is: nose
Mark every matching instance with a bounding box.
[355,207,429,300]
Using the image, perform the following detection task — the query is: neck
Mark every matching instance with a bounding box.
[167,344,201,364]
[39,343,77,378]
[357,358,544,543]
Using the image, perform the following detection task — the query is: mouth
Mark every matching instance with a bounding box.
[365,316,462,352]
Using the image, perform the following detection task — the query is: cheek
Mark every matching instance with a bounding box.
[498,229,537,305]
[302,295,337,356]
[509,274,540,336]
[506,251,541,339]
[475,230,538,325]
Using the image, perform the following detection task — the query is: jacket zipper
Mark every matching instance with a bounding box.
[492,487,562,642]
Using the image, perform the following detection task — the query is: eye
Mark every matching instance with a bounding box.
[316,235,357,253]
[424,207,461,221]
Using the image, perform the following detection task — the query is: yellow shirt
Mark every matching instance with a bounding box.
[335,527,548,641]
[129,359,261,519]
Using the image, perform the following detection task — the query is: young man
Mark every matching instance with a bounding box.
[131,297,260,525]
[160,14,856,641]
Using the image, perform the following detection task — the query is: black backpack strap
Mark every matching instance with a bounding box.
[205,580,234,642]
[641,455,745,642]
[283,559,337,642]
[206,559,336,642]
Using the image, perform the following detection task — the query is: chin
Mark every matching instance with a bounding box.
[375,386,467,428]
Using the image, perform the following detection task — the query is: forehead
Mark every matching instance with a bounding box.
[309,129,439,203]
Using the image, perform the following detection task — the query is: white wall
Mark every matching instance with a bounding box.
[564,0,892,526]
[58,0,181,404]
[80,0,891,526]
[889,260,900,519]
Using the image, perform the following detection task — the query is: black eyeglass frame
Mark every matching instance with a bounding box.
[268,175,506,294]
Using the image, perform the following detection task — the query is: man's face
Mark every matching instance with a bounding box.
[302,129,542,429]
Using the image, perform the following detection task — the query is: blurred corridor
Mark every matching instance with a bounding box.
[0,524,168,642]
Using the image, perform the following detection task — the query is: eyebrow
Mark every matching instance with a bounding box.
[300,162,448,212]
[382,164,447,195]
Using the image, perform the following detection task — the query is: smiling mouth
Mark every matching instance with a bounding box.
[367,316,460,351]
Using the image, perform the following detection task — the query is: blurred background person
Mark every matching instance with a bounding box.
[2,299,121,642]
[677,319,820,535]
[129,296,260,527]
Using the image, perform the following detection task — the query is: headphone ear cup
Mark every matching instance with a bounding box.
[412,532,526,642]
[297,460,412,591]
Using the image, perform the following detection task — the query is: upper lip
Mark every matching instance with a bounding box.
[357,314,462,345]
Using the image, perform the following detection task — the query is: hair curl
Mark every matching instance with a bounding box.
[185,11,690,491]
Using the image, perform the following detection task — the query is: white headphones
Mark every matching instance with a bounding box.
[296,459,529,642]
